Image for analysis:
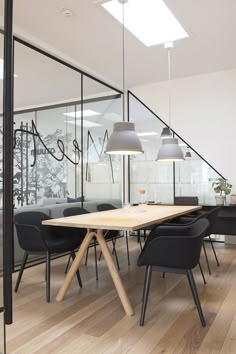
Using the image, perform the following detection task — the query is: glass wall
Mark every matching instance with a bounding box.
[83,76,122,200]
[128,91,224,205]
[175,137,221,205]
[13,40,122,207]
[128,93,174,204]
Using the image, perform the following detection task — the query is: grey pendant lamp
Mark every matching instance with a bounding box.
[185,147,192,158]
[156,42,184,161]
[160,127,172,139]
[105,0,143,155]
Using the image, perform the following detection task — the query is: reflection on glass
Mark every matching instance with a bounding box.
[83,76,122,200]
[129,94,174,204]
[129,92,224,206]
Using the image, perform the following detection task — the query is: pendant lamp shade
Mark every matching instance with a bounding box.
[106,122,143,155]
[185,147,192,158]
[156,138,184,161]
[160,127,172,139]
[105,0,143,156]
[156,42,184,162]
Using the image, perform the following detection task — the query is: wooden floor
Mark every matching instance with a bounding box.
[6,237,236,354]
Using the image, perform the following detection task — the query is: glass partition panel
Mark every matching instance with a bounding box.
[128,93,174,204]
[14,41,82,206]
[175,137,223,205]
[82,76,122,201]
[128,91,225,206]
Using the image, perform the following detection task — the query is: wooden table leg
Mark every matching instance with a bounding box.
[96,229,134,316]
[56,229,95,301]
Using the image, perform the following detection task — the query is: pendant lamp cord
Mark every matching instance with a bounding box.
[122,1,125,119]
[168,47,171,129]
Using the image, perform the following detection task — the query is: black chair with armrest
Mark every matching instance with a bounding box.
[171,207,220,274]
[14,211,83,302]
[138,218,210,327]
[63,207,99,280]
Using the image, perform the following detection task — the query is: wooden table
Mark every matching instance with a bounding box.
[42,204,201,316]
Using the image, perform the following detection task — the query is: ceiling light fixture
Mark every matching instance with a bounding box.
[64,109,100,118]
[65,119,102,128]
[160,126,172,139]
[62,8,73,17]
[156,42,184,162]
[185,147,192,158]
[0,59,17,80]
[102,0,188,47]
[106,0,143,155]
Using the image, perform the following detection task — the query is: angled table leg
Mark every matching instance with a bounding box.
[56,228,134,316]
[96,229,134,316]
[56,229,95,301]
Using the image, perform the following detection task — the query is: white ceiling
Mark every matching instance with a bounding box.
[10,0,236,91]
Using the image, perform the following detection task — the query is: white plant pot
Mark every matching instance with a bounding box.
[230,194,236,205]
[215,195,225,205]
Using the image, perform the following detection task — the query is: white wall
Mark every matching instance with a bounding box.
[132,68,236,193]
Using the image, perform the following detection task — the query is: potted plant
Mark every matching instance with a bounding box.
[212,178,232,205]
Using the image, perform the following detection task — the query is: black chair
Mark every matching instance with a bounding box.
[138,218,210,327]
[96,203,124,267]
[174,207,220,274]
[174,196,199,205]
[63,207,99,280]
[14,211,83,302]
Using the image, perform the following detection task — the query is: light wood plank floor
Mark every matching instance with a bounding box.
[6,237,236,354]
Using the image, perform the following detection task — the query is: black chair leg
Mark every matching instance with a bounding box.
[125,232,130,266]
[144,229,147,241]
[202,242,211,275]
[85,247,89,266]
[140,265,152,326]
[162,272,165,279]
[46,252,51,303]
[198,261,207,284]
[111,239,120,270]
[187,269,206,327]
[65,254,72,274]
[71,251,82,288]
[209,235,220,267]
[15,252,28,292]
[94,239,98,281]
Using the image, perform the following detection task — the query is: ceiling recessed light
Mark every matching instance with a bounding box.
[0,59,18,80]
[178,143,187,147]
[65,119,103,128]
[64,109,100,118]
[62,8,73,17]
[137,132,157,137]
[102,0,188,46]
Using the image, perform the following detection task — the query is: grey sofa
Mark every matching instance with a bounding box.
[13,198,122,268]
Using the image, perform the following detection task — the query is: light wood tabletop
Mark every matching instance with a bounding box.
[42,204,201,316]
[43,204,201,231]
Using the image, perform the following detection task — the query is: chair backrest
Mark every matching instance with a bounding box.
[97,203,117,212]
[138,218,209,270]
[174,196,199,205]
[14,211,50,228]
[63,207,89,217]
[14,211,50,251]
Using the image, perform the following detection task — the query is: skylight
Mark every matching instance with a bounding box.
[102,0,188,46]
[64,109,100,118]
[0,59,18,80]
